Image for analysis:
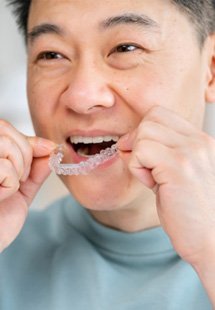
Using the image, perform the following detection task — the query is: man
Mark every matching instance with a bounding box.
[0,0,215,309]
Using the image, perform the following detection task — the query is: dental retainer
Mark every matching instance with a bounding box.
[49,144,117,175]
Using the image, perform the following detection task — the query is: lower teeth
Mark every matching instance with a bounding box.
[76,145,110,157]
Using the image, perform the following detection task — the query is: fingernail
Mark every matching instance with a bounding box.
[28,136,57,151]
[118,133,133,151]
[119,133,130,142]
[37,138,57,151]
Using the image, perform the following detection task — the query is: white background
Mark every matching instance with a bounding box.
[1,1,215,208]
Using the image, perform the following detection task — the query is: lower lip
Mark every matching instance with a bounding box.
[66,143,119,170]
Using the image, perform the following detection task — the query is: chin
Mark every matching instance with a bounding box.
[61,171,148,212]
[64,177,123,211]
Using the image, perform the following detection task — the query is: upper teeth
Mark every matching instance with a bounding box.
[70,136,119,144]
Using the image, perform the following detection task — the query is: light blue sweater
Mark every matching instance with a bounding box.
[0,196,211,310]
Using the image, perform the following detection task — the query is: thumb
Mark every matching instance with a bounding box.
[20,136,56,206]
[20,156,51,206]
[117,130,137,152]
[118,130,156,189]
[27,136,56,157]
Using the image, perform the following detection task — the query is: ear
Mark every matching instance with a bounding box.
[205,34,215,103]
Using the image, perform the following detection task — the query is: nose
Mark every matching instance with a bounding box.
[60,61,115,114]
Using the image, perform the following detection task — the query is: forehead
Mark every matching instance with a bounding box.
[29,0,182,28]
[28,0,195,49]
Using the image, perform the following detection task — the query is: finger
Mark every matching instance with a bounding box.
[118,106,197,152]
[0,121,33,181]
[19,136,55,183]
[130,166,156,189]
[118,120,187,153]
[136,120,186,148]
[27,136,56,157]
[19,157,51,205]
[0,135,25,180]
[117,130,137,152]
[0,121,55,180]
[129,139,179,187]
[0,158,20,201]
[144,106,197,136]
[22,136,55,181]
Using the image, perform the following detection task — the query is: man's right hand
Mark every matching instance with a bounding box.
[0,120,55,252]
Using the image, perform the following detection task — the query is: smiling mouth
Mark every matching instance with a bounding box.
[68,135,119,157]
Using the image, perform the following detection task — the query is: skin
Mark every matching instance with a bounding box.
[27,0,214,231]
[0,0,215,304]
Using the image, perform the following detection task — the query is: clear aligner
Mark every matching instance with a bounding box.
[49,144,117,175]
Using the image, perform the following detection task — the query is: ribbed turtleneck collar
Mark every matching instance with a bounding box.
[63,196,175,256]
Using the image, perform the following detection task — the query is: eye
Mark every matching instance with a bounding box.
[112,43,139,54]
[37,51,64,61]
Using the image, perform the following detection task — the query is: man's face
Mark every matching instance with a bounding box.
[27,0,210,211]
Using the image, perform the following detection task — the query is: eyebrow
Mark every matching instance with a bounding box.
[27,13,160,45]
[101,13,160,31]
[27,23,64,44]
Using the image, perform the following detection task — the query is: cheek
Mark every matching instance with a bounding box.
[27,70,65,134]
[27,64,68,109]
[117,69,171,116]
[120,61,205,125]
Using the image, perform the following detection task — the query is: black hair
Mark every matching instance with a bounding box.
[7,0,31,39]
[6,0,215,45]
